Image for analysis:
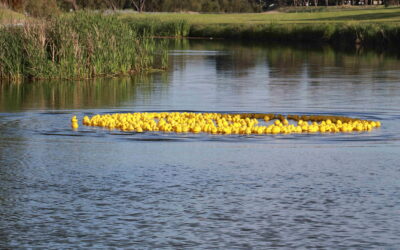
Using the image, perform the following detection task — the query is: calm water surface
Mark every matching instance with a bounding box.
[1,41,400,248]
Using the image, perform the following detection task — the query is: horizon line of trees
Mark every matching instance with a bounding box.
[1,0,263,13]
[1,0,399,18]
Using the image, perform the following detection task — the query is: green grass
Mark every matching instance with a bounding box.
[120,6,400,24]
[277,5,396,13]
[123,17,190,37]
[0,7,27,24]
[0,12,169,81]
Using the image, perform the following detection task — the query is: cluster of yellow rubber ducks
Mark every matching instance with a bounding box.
[71,112,381,135]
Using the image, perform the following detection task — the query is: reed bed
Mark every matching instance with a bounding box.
[123,17,190,37]
[0,12,169,81]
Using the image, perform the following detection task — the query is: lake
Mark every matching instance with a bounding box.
[1,40,400,248]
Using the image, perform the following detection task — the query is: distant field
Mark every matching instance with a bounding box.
[2,6,400,25]
[120,6,400,24]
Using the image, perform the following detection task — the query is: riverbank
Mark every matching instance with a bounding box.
[188,22,400,48]
[2,8,399,81]
[122,7,400,48]
[0,12,168,81]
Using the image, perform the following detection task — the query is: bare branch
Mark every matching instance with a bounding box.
[104,0,117,10]
[131,0,146,12]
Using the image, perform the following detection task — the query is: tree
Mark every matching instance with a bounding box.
[131,0,145,12]
[105,0,117,10]
[62,0,79,10]
[25,0,60,18]
[0,0,24,11]
[104,0,127,10]
[201,0,220,12]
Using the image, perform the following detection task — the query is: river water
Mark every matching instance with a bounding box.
[1,41,400,248]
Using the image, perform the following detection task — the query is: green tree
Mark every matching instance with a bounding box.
[62,0,79,10]
[201,0,220,12]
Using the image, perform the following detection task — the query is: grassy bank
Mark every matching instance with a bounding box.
[122,7,400,48]
[120,7,400,25]
[189,22,400,48]
[0,7,27,25]
[2,7,399,82]
[0,12,168,81]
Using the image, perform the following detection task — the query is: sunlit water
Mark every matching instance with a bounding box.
[1,41,400,248]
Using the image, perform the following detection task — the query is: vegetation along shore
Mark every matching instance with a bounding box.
[1,1,400,81]
[124,7,400,48]
[0,11,168,81]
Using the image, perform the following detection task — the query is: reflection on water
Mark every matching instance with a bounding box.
[187,40,400,79]
[1,40,400,248]
[2,41,400,113]
[0,74,170,111]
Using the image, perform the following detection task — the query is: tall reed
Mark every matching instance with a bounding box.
[0,12,169,81]
[123,17,190,37]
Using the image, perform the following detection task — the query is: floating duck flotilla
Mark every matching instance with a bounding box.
[72,112,381,135]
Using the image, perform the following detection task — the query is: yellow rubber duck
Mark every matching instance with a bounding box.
[71,116,79,129]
